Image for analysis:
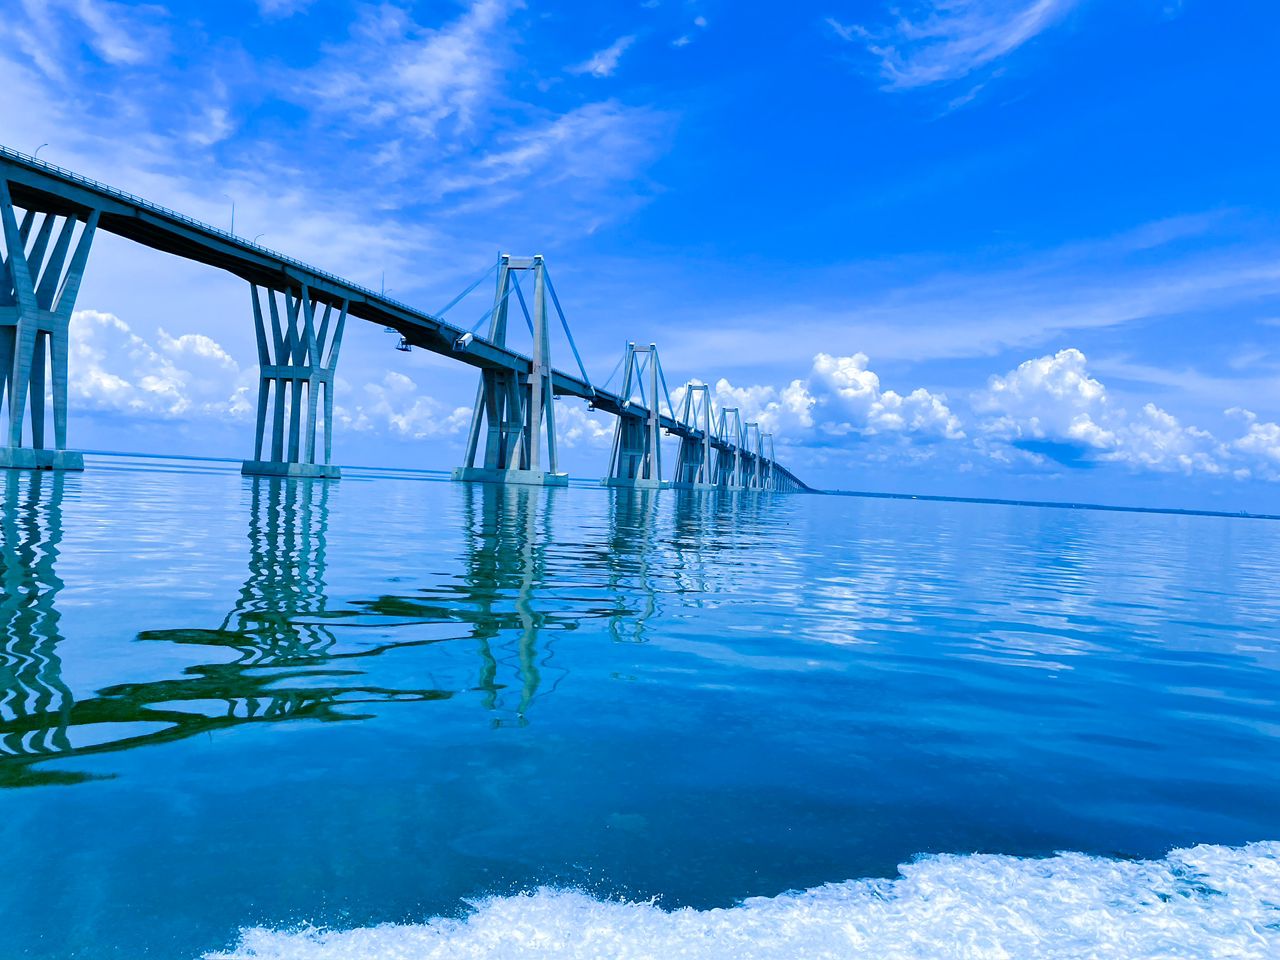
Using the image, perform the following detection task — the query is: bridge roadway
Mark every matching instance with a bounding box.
[0,146,806,490]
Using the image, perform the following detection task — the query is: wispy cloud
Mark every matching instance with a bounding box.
[830,0,1076,90]
[296,0,512,139]
[431,102,669,206]
[569,35,637,78]
[256,0,314,19]
[647,216,1280,377]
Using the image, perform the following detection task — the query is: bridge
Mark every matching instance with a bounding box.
[0,146,807,492]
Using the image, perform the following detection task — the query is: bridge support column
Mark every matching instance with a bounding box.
[673,383,716,490]
[242,283,346,481]
[0,182,97,471]
[604,343,667,489]
[455,255,567,487]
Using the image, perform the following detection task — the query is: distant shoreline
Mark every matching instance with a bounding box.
[78,449,1277,522]
[823,487,1280,522]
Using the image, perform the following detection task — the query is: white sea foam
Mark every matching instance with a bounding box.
[206,842,1280,959]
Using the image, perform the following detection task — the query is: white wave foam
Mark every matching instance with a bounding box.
[206,842,1280,959]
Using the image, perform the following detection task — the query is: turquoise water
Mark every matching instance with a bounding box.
[1,458,1278,958]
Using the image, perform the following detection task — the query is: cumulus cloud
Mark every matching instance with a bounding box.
[830,0,1076,90]
[57,313,1280,486]
[974,348,1227,474]
[556,402,615,448]
[69,310,253,420]
[336,371,471,439]
[1226,409,1280,481]
[704,352,962,443]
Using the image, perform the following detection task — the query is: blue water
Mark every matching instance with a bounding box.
[1,458,1278,958]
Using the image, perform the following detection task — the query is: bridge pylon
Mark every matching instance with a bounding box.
[673,383,717,490]
[0,181,97,471]
[762,433,778,491]
[714,407,744,489]
[455,255,567,487]
[603,342,669,490]
[743,422,763,490]
[242,283,346,480]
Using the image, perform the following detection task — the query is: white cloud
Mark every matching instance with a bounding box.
[297,0,511,139]
[257,0,314,19]
[654,218,1280,374]
[6,0,169,84]
[56,313,1280,486]
[570,35,637,78]
[433,101,667,200]
[69,310,252,420]
[1227,409,1280,481]
[67,312,483,446]
[555,402,615,448]
[974,348,1227,474]
[832,0,1076,90]
[699,352,961,444]
[336,371,471,439]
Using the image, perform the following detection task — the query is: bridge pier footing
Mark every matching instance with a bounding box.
[453,466,568,487]
[241,460,339,480]
[602,475,668,490]
[0,448,84,471]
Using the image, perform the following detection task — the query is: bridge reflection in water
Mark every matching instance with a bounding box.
[0,476,455,787]
[0,475,675,786]
[0,472,73,776]
[357,482,575,727]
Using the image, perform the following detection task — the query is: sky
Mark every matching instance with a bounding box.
[2,0,1280,510]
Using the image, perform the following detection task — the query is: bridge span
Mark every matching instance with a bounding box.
[0,146,806,492]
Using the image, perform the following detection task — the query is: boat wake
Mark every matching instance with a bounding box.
[206,842,1280,959]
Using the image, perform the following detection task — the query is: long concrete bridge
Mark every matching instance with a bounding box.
[0,146,806,492]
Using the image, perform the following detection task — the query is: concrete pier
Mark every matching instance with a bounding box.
[242,283,346,481]
[453,466,568,487]
[0,448,83,471]
[0,180,96,471]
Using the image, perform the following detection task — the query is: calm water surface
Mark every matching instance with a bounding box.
[1,458,1278,958]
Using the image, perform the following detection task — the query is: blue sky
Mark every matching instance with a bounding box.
[3,0,1280,509]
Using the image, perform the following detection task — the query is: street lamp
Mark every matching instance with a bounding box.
[33,143,48,160]
[220,193,235,235]
[253,233,265,245]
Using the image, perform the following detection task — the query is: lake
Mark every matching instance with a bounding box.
[1,456,1278,958]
